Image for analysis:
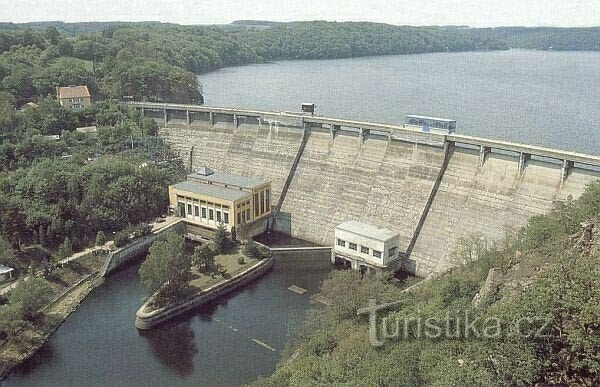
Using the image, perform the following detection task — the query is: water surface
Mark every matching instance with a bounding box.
[200,50,600,154]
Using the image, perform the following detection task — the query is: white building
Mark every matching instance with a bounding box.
[331,221,401,275]
[0,265,14,283]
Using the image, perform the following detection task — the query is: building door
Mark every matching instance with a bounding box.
[178,202,186,217]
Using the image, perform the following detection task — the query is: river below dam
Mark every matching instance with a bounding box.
[5,250,332,387]
[5,49,600,386]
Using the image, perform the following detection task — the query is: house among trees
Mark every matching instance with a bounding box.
[56,85,92,110]
[18,102,39,112]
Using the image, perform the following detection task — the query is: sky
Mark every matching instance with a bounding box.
[2,0,600,27]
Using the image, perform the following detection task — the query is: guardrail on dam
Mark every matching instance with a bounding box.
[130,102,600,277]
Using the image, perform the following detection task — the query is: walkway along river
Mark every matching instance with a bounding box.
[4,250,332,387]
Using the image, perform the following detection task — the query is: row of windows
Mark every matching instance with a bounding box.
[178,197,230,224]
[253,189,271,217]
[336,239,397,259]
[68,98,84,103]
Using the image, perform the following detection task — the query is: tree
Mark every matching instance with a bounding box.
[57,237,73,259]
[243,239,260,258]
[138,233,190,300]
[95,231,106,247]
[192,244,215,272]
[213,224,228,254]
[9,277,53,320]
[0,303,24,337]
[45,26,60,46]
[0,237,18,268]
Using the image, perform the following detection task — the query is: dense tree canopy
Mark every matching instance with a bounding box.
[139,233,191,302]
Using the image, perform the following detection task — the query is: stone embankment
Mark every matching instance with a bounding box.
[101,219,185,276]
[135,256,274,329]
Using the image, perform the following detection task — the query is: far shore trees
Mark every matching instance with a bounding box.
[139,233,191,302]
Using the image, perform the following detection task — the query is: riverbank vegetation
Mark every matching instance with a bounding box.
[254,181,600,386]
[139,229,269,311]
[0,251,105,377]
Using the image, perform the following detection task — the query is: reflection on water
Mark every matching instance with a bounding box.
[254,230,321,248]
[142,321,198,377]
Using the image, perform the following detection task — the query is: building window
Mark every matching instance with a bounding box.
[360,246,369,254]
[254,193,259,217]
[246,208,250,221]
[201,207,207,219]
[373,250,382,259]
[237,212,241,225]
[224,213,229,224]
[187,203,192,215]
[216,211,222,222]
[388,247,397,257]
[265,189,270,212]
[337,239,346,247]
[260,191,265,214]
[194,205,200,217]
[209,209,214,220]
[349,242,357,250]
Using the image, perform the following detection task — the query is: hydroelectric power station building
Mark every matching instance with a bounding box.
[332,221,401,275]
[169,166,272,238]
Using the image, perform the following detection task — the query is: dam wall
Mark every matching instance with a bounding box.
[136,102,600,277]
[158,121,304,206]
[408,149,600,276]
[275,130,446,254]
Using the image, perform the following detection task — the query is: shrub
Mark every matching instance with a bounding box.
[113,230,130,248]
[237,256,245,265]
[243,240,260,258]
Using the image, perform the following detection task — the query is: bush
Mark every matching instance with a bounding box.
[237,256,245,265]
[113,230,130,248]
[243,240,260,258]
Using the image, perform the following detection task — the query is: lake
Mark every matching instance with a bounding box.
[200,50,600,154]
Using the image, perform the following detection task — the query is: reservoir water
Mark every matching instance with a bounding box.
[5,49,600,386]
[200,50,600,154]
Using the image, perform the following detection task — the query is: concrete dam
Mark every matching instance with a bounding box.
[133,102,600,277]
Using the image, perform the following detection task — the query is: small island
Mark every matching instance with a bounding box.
[135,226,273,330]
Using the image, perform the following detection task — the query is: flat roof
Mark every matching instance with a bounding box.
[188,171,269,189]
[405,115,456,123]
[0,264,14,275]
[336,221,399,242]
[172,181,250,202]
